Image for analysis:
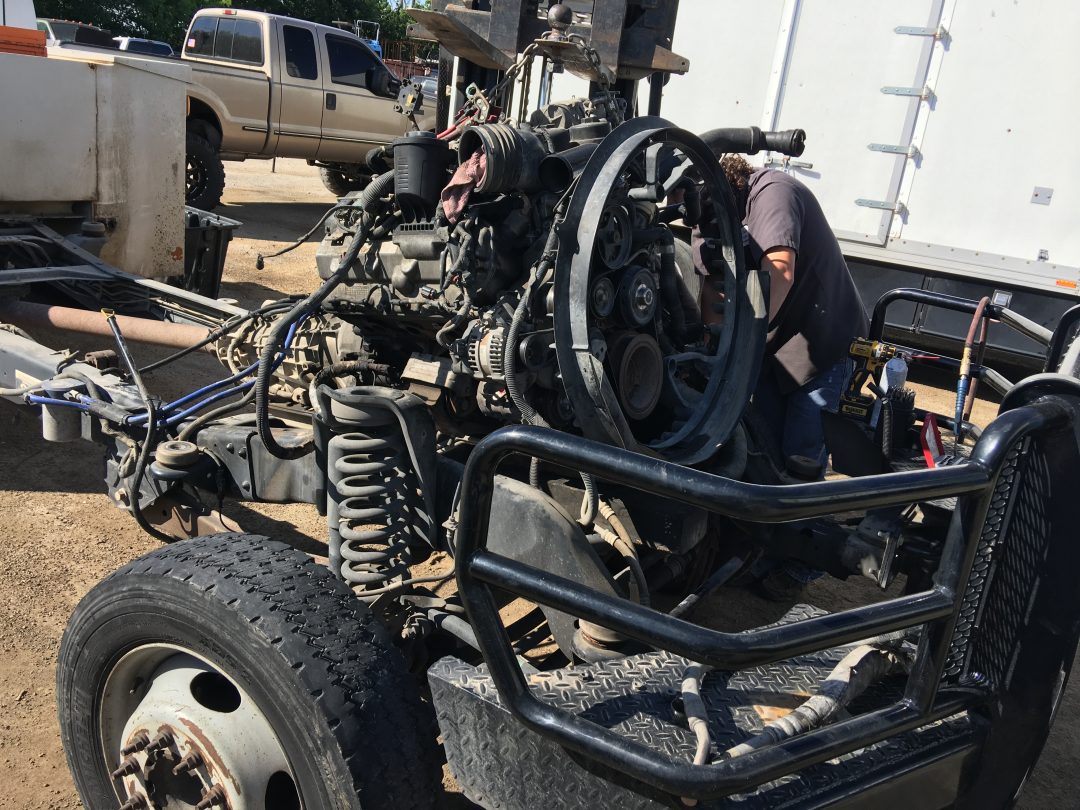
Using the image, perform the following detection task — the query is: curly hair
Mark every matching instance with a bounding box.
[719,154,754,218]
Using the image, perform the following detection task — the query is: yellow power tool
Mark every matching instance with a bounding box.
[839,338,900,420]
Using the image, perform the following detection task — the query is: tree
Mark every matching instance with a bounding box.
[34,0,424,49]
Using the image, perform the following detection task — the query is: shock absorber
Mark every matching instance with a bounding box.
[318,386,437,598]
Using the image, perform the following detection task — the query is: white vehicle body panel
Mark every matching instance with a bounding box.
[0,50,190,279]
[540,0,1078,301]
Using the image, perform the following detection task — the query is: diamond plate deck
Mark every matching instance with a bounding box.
[430,604,977,809]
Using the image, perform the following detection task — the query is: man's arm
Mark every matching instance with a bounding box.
[762,246,795,323]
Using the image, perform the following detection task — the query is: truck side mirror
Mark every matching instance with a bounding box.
[368,67,398,99]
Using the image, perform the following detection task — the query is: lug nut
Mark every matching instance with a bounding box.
[120,732,151,756]
[111,756,142,779]
[118,795,149,810]
[146,731,174,753]
[173,751,204,775]
[196,785,228,809]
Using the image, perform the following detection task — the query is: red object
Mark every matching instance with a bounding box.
[920,414,944,467]
[440,149,487,224]
[0,25,47,57]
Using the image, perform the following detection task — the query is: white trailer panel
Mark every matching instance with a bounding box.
[898,0,1080,289]
[0,55,99,203]
[0,49,191,279]
[653,0,1079,301]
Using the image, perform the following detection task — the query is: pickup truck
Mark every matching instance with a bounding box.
[181,8,428,208]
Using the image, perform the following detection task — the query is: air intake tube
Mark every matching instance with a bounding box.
[458,122,547,193]
[698,126,806,159]
[538,143,598,192]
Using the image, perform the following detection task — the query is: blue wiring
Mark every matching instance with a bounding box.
[127,319,303,426]
[162,380,256,427]
[25,394,89,411]
[29,319,304,429]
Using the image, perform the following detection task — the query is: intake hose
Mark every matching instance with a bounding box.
[255,172,395,460]
[458,122,548,193]
[697,126,806,159]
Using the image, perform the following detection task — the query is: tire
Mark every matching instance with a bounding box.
[1056,332,1080,378]
[186,131,226,211]
[320,166,369,198]
[57,534,442,810]
[1008,662,1072,807]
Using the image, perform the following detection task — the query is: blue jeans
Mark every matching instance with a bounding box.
[752,358,854,584]
[753,357,854,472]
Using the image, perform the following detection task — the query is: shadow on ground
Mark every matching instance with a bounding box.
[218,201,336,242]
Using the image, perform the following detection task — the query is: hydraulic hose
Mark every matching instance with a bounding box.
[955,296,990,451]
[723,644,907,759]
[255,172,395,460]
[679,663,714,807]
[579,470,598,527]
[594,524,649,607]
[596,500,648,606]
[435,289,472,348]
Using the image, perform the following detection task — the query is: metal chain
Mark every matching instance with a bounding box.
[456,36,621,129]
[569,34,623,126]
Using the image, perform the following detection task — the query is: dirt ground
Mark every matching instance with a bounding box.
[0,159,1074,809]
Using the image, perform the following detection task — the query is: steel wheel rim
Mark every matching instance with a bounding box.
[99,643,301,810]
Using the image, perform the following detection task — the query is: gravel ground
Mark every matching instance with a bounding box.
[0,159,1073,809]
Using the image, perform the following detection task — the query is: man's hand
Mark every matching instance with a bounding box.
[762,246,795,323]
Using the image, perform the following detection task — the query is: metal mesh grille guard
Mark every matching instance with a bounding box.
[452,398,1075,802]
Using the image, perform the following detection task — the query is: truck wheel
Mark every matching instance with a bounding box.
[186,131,226,211]
[57,534,442,810]
[320,167,369,198]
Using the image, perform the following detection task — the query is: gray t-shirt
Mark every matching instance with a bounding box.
[744,170,868,393]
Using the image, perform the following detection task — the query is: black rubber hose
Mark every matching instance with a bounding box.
[435,289,472,348]
[140,298,299,374]
[177,386,256,442]
[128,403,175,543]
[255,203,354,270]
[311,360,391,389]
[697,126,806,159]
[503,226,600,522]
[255,172,395,460]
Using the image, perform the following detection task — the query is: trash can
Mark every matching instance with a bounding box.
[175,206,241,299]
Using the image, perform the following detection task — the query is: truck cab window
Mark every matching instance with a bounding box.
[231,20,263,64]
[326,34,378,89]
[214,18,235,60]
[193,17,263,65]
[185,17,216,56]
[283,25,318,80]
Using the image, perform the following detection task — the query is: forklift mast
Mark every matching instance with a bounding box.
[407,0,689,131]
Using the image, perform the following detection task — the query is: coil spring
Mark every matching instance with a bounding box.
[327,410,423,596]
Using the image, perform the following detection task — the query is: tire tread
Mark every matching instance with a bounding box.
[67,533,442,810]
